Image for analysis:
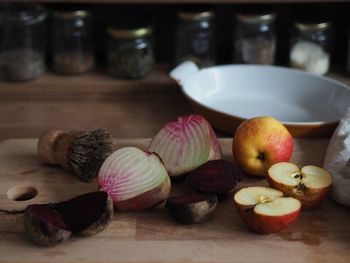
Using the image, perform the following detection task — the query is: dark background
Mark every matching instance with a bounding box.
[41,2,350,70]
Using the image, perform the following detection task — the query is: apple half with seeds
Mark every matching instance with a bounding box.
[98,147,171,211]
[234,186,301,234]
[148,115,221,179]
[267,162,333,209]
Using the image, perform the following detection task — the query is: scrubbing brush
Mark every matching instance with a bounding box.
[37,128,113,182]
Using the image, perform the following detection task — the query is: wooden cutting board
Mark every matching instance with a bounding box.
[0,138,349,263]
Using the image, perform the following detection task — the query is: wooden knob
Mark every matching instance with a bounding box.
[37,129,65,165]
[38,129,83,173]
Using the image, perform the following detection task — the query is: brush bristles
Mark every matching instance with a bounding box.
[70,128,113,182]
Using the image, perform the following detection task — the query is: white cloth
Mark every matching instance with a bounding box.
[324,107,350,207]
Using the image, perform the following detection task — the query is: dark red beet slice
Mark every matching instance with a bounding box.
[166,194,218,224]
[23,191,113,246]
[24,204,71,247]
[55,191,113,235]
[187,160,241,199]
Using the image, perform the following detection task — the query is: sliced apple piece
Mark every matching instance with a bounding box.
[234,186,301,234]
[267,162,333,209]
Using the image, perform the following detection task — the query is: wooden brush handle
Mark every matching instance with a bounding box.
[37,129,65,165]
[37,129,82,171]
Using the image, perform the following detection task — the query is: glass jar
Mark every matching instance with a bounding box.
[51,9,94,75]
[107,26,154,79]
[347,30,350,74]
[0,4,46,81]
[175,10,216,68]
[233,13,276,65]
[290,21,331,75]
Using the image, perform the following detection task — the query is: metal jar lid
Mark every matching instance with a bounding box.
[295,21,330,31]
[107,26,153,39]
[0,4,46,25]
[177,10,214,21]
[52,9,90,19]
[237,13,276,24]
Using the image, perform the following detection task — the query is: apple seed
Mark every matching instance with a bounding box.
[291,172,303,179]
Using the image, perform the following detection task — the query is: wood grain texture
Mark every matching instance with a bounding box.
[1,138,350,263]
[0,67,192,142]
[0,67,349,142]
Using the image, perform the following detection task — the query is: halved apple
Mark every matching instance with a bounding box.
[233,186,301,234]
[267,162,333,209]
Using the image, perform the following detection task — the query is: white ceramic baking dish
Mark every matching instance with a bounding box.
[170,61,350,137]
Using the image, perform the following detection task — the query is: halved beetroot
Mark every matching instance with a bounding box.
[148,115,221,178]
[24,191,113,246]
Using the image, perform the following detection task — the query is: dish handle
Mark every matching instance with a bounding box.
[170,61,200,86]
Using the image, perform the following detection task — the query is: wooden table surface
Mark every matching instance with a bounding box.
[1,67,350,262]
[0,66,350,142]
[0,66,193,142]
[1,138,350,263]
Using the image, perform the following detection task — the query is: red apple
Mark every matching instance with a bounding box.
[267,162,333,209]
[232,116,294,177]
[148,114,221,179]
[98,147,171,211]
[233,186,301,234]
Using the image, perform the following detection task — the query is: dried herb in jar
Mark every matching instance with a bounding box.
[108,44,154,79]
[234,36,276,65]
[50,9,94,75]
[175,10,216,68]
[53,51,94,75]
[107,26,155,79]
[233,13,276,65]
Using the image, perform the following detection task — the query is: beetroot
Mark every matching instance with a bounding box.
[166,194,218,224]
[187,160,241,200]
[24,191,113,246]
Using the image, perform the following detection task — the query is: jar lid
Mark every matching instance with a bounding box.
[52,9,90,19]
[237,13,275,24]
[295,21,330,31]
[107,26,153,39]
[178,10,214,21]
[0,4,46,25]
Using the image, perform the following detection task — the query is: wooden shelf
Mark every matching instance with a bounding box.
[0,65,349,142]
[2,0,350,3]
[0,65,191,141]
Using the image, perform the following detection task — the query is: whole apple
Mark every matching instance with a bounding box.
[232,116,294,177]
